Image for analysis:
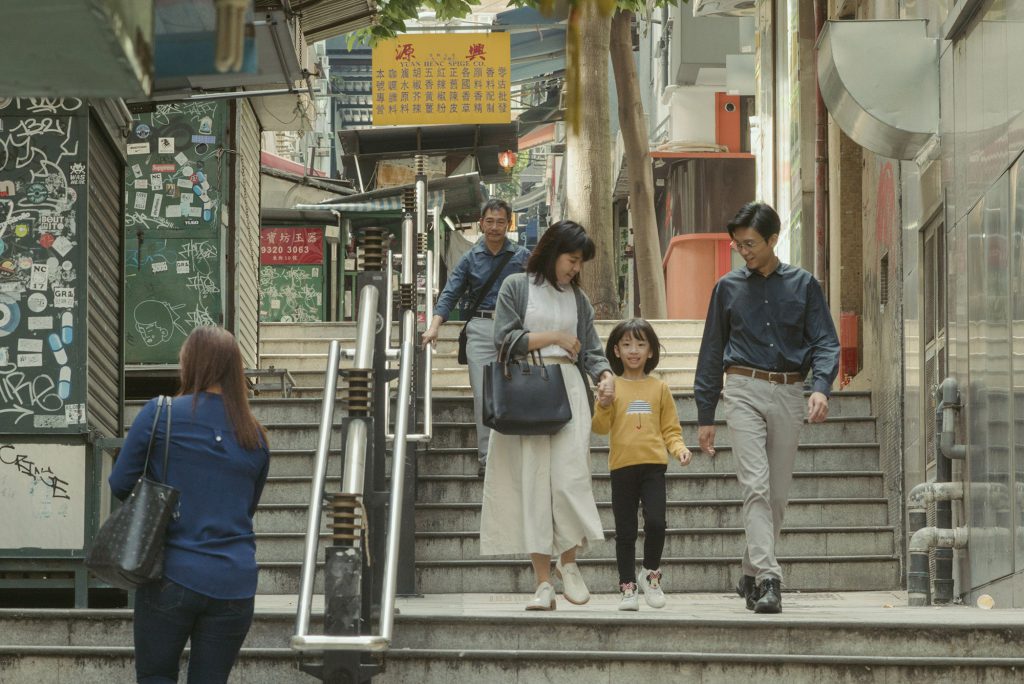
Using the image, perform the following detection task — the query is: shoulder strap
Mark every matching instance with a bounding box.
[141,396,165,481]
[463,250,515,320]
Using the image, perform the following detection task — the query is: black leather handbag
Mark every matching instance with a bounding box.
[482,330,572,435]
[86,396,179,590]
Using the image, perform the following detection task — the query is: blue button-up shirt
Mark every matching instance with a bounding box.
[434,238,530,321]
[694,262,841,425]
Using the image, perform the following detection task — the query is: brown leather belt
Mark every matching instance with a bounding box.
[726,366,803,385]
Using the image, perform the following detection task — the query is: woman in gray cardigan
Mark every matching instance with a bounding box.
[479,220,615,610]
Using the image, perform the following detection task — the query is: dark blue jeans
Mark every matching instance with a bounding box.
[133,578,254,684]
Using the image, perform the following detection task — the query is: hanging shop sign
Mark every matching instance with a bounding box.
[260,227,324,265]
[371,33,511,126]
[259,226,325,323]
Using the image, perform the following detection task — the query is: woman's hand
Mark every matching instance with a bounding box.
[596,371,615,401]
[596,381,615,407]
[556,332,581,358]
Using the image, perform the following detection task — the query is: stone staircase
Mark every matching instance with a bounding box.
[6,320,1024,682]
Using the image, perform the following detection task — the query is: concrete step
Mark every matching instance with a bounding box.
[418,443,881,476]
[414,556,900,593]
[260,319,710,341]
[0,647,305,684]
[267,442,881,479]
[248,556,899,595]
[413,471,885,504]
[258,350,703,373]
[126,392,873,427]
[414,498,892,532]
[247,526,894,564]
[426,417,877,449]
[378,648,1024,683]
[9,595,1024,684]
[412,526,895,562]
[425,392,873,422]
[258,470,884,507]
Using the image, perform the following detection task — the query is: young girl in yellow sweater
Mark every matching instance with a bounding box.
[592,318,691,611]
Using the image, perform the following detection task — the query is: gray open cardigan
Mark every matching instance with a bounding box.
[492,273,611,385]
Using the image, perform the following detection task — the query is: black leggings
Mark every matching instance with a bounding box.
[610,463,668,584]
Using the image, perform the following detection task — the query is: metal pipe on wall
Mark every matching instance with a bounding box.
[813,0,829,290]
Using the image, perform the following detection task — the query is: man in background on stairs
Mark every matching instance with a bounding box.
[422,198,530,478]
[694,202,840,614]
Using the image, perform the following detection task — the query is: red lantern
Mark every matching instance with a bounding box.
[498,150,518,172]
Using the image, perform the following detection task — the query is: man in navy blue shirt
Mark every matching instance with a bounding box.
[694,202,840,614]
[422,198,530,477]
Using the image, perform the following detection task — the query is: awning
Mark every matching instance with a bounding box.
[512,185,547,212]
[338,124,519,183]
[519,123,556,151]
[495,7,567,83]
[292,172,488,227]
[258,0,378,43]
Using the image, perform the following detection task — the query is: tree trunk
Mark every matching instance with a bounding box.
[566,1,617,319]
[610,9,667,319]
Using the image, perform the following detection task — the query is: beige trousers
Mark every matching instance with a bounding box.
[721,373,806,582]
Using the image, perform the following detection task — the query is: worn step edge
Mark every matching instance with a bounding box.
[414,525,896,539]
[382,647,1024,669]
[415,554,897,568]
[414,497,891,509]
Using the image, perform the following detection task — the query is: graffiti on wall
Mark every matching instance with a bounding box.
[0,441,85,549]
[124,102,228,363]
[0,99,87,432]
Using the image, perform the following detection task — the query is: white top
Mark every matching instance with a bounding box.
[524,278,578,359]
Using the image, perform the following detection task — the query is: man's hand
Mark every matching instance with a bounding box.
[420,325,440,348]
[807,391,829,423]
[698,425,716,456]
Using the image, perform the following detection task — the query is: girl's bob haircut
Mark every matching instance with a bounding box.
[604,318,661,375]
[526,219,595,290]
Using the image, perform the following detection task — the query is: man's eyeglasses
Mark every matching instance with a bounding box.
[732,239,764,251]
[482,218,509,228]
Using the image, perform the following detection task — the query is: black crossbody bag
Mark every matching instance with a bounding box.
[456,250,514,364]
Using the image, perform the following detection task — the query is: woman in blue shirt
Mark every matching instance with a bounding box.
[110,326,270,684]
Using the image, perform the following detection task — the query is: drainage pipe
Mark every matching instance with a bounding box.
[937,378,967,461]
[908,526,968,606]
[906,481,963,606]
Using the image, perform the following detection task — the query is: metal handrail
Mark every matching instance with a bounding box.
[293,338,342,639]
[289,313,416,653]
[292,284,380,650]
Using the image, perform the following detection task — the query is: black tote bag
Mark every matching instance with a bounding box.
[482,330,572,435]
[85,396,179,590]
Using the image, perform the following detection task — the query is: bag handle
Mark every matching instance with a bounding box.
[462,250,514,321]
[498,329,551,379]
[141,396,173,484]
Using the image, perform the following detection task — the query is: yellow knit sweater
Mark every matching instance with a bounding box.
[591,375,686,471]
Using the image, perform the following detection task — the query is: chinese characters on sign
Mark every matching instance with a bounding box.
[371,33,512,126]
[260,227,325,265]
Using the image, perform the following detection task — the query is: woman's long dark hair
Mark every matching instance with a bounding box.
[178,326,267,451]
[526,219,595,290]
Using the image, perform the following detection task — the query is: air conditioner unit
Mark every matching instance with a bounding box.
[693,0,756,17]
[314,42,327,57]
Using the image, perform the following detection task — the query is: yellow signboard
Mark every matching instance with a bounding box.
[371,33,512,126]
